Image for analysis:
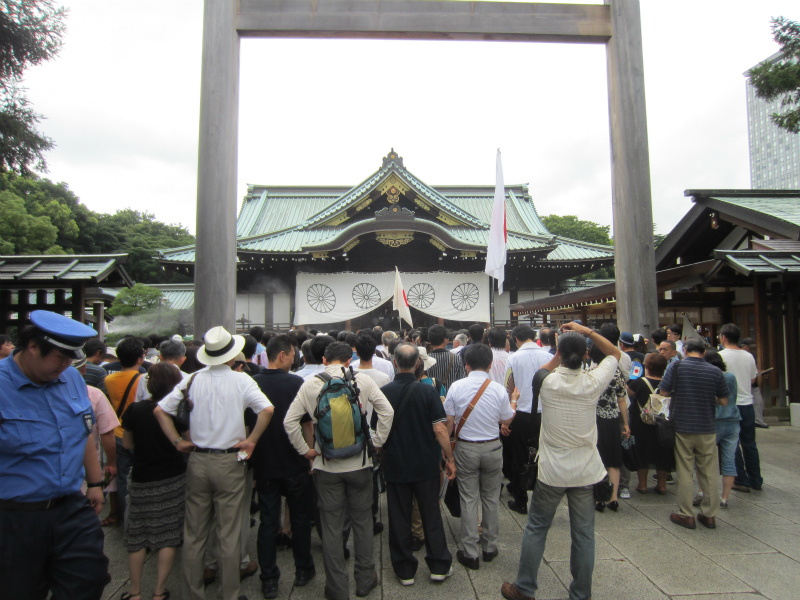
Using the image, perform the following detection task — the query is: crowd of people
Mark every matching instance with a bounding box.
[0,313,766,600]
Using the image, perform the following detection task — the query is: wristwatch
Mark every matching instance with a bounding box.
[173,436,183,445]
[86,481,104,488]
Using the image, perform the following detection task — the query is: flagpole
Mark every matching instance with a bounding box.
[489,277,495,326]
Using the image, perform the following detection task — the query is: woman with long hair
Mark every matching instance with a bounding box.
[120,363,188,600]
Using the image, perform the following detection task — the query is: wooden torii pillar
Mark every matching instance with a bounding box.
[194,0,658,339]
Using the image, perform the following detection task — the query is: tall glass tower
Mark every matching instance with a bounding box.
[745,51,800,189]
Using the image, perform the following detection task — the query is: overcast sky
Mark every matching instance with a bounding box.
[22,0,797,239]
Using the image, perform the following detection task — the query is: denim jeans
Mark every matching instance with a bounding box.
[716,422,740,477]
[515,482,595,600]
[256,472,315,583]
[734,405,763,489]
[115,437,133,530]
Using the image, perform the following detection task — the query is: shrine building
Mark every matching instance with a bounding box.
[157,150,613,331]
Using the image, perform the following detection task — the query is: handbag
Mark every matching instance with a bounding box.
[519,443,539,491]
[593,475,614,503]
[444,379,491,518]
[175,373,197,432]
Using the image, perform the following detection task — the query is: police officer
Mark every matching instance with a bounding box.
[0,311,111,600]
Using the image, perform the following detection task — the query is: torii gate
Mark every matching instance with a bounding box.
[194,0,658,339]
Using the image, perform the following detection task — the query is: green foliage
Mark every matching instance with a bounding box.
[541,214,614,280]
[0,1,67,174]
[0,188,60,253]
[748,16,800,134]
[108,283,167,317]
[540,214,613,246]
[0,172,194,281]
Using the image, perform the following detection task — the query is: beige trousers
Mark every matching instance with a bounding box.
[674,432,720,519]
[182,452,247,600]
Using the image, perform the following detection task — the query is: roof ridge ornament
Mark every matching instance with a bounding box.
[382,148,404,169]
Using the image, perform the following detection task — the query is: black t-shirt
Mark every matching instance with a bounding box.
[380,373,447,484]
[625,350,646,364]
[122,401,187,483]
[250,369,309,481]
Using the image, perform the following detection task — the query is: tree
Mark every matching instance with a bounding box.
[0,1,67,174]
[0,188,60,253]
[541,214,614,279]
[541,214,613,246]
[108,283,167,317]
[748,17,800,134]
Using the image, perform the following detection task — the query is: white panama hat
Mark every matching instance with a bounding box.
[197,326,246,366]
[417,347,437,370]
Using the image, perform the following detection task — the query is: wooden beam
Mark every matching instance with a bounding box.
[236,1,611,43]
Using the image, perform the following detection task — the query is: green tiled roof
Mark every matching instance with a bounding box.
[159,151,614,265]
[708,196,800,228]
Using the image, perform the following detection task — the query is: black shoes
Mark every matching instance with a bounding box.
[355,571,379,597]
[607,501,619,512]
[261,580,278,599]
[482,549,499,562]
[595,502,605,512]
[373,521,384,535]
[507,500,527,515]
[457,550,479,570]
[294,569,316,587]
[411,537,425,551]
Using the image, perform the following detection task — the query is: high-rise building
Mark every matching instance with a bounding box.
[745,51,800,189]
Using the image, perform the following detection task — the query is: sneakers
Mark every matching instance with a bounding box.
[430,567,453,582]
[720,498,729,508]
[692,492,704,507]
[619,487,630,499]
[398,577,415,586]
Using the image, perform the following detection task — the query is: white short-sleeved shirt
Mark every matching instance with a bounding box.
[537,355,618,488]
[135,364,192,402]
[445,371,513,441]
[506,342,552,413]
[158,364,272,449]
[719,348,758,406]
[354,367,390,425]
[351,355,395,382]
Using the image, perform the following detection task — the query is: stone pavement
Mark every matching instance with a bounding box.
[100,426,800,600]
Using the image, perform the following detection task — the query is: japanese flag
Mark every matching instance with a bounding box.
[485,149,507,294]
[393,267,413,328]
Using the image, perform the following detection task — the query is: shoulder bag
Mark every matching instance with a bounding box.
[175,373,197,433]
[655,364,679,449]
[443,378,491,518]
[115,372,141,422]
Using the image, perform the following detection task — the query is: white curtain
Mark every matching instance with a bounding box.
[294,271,490,325]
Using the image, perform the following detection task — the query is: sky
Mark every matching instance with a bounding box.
[22,0,799,239]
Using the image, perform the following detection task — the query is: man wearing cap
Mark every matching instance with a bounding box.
[0,311,110,600]
[154,325,274,600]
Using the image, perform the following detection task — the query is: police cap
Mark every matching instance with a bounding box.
[30,310,98,360]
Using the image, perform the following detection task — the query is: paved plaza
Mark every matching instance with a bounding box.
[100,425,800,600]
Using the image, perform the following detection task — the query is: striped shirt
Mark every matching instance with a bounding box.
[659,357,729,434]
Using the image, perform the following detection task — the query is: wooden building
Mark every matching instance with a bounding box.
[158,150,613,330]
[0,254,134,334]
[510,189,800,406]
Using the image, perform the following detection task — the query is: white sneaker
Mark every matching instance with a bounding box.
[720,498,728,509]
[430,567,453,582]
[399,577,415,586]
[619,488,630,499]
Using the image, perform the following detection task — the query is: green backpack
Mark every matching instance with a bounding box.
[314,368,367,463]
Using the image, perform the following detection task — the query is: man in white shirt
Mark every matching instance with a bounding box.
[135,338,190,401]
[284,341,394,600]
[504,325,552,514]
[295,335,333,380]
[351,330,395,382]
[154,326,274,600]
[501,322,620,600]
[719,323,762,491]
[445,344,514,570]
[450,333,468,355]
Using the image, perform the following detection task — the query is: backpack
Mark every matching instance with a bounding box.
[314,367,367,463]
[639,378,668,425]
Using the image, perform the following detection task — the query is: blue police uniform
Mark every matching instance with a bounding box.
[0,311,110,600]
